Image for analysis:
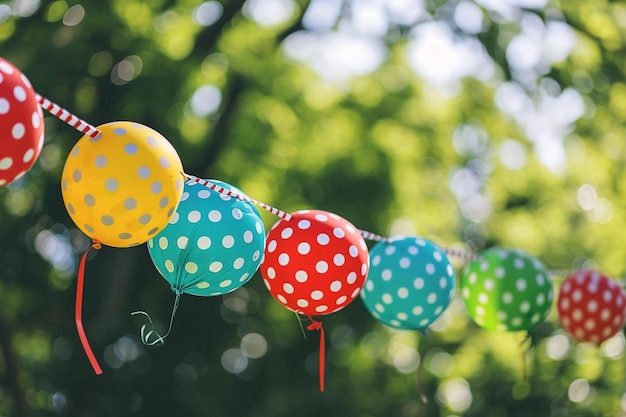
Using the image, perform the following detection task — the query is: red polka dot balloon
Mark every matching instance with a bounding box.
[0,57,44,186]
[557,270,626,345]
[261,209,370,317]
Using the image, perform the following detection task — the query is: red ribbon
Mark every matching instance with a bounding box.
[76,242,103,375]
[306,317,325,392]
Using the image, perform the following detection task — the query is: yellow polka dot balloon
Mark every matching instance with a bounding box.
[61,121,184,247]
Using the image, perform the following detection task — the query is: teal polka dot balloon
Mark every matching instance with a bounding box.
[147,179,266,296]
[361,237,456,331]
[460,247,553,332]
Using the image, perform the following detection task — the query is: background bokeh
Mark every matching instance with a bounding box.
[1,0,626,416]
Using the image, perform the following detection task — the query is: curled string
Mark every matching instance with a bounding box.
[415,330,429,404]
[306,316,326,392]
[131,291,181,346]
[76,241,103,375]
[519,332,531,381]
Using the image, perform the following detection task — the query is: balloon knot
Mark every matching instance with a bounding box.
[91,241,102,250]
[307,320,323,331]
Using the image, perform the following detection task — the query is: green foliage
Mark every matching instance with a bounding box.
[1,0,626,416]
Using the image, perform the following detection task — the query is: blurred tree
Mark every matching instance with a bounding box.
[1,0,626,416]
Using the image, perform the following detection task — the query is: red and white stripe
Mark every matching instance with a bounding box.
[359,230,390,243]
[36,94,101,138]
[184,173,292,220]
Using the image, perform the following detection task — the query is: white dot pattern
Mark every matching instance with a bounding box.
[361,236,456,331]
[0,58,44,186]
[557,270,626,345]
[460,247,553,332]
[148,179,266,296]
[260,209,369,316]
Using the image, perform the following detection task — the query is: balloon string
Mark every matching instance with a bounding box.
[35,94,101,138]
[306,316,325,392]
[519,332,531,381]
[183,173,292,220]
[131,291,181,346]
[76,241,103,375]
[415,330,429,404]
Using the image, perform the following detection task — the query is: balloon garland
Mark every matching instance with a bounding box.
[3,57,626,390]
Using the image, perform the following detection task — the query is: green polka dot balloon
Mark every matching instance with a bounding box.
[460,248,553,332]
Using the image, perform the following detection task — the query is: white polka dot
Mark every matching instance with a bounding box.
[514,258,524,269]
[398,287,409,298]
[366,281,374,291]
[297,242,311,255]
[372,255,381,266]
[382,269,392,280]
[413,306,424,315]
[427,293,437,304]
[382,293,393,304]
[311,290,324,300]
[572,309,582,321]
[222,235,235,248]
[316,261,328,273]
[159,237,168,250]
[298,220,311,229]
[296,270,308,282]
[478,293,488,304]
[315,213,328,222]
[408,246,418,255]
[385,246,396,255]
[536,293,545,306]
[266,267,276,279]
[516,279,527,291]
[209,262,223,272]
[468,273,477,284]
[414,278,424,289]
[347,272,357,284]
[267,240,277,253]
[219,280,232,288]
[495,267,505,278]
[560,298,570,310]
[333,227,345,238]
[317,233,330,245]
[196,281,210,289]
[603,290,613,302]
[297,299,309,308]
[277,294,287,304]
[349,245,358,257]
[399,257,410,269]
[185,262,198,274]
[483,279,494,291]
[440,277,448,289]
[572,290,582,302]
[177,236,189,249]
[397,312,408,320]
[22,149,34,163]
[164,260,175,273]
[188,210,201,223]
[281,227,293,239]
[520,301,530,313]
[13,86,26,101]
[0,98,9,114]
[197,236,211,249]
[336,295,347,305]
[600,309,610,321]
[434,306,443,315]
[209,210,222,222]
[425,264,435,275]
[12,123,25,139]
[233,258,245,269]
[502,292,513,304]
[536,274,545,286]
[231,208,243,220]
[497,311,507,321]
[283,283,294,294]
[475,306,485,316]
[333,254,345,266]
[278,253,290,266]
[0,157,13,170]
[330,281,342,292]
[315,305,329,313]
[361,263,367,276]
[511,317,522,327]
[584,319,595,331]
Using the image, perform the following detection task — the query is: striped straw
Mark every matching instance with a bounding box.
[36,94,101,138]
[359,230,391,243]
[184,173,292,220]
[444,247,480,261]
